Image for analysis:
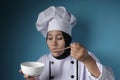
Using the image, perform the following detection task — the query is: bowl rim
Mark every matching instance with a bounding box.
[21,61,44,68]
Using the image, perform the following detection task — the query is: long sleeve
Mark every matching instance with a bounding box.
[87,52,115,80]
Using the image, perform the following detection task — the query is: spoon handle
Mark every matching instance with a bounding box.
[54,46,71,52]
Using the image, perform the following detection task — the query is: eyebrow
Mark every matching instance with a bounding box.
[47,33,62,35]
[47,34,63,38]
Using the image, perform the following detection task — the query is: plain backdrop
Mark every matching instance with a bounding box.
[1,0,120,80]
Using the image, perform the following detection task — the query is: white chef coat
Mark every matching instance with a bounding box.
[37,51,115,80]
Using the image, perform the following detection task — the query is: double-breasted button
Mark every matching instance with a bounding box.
[71,75,74,78]
[71,61,74,64]
[50,76,54,79]
[51,61,54,64]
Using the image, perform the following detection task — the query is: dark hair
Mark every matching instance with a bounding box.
[61,31,72,47]
[60,31,71,59]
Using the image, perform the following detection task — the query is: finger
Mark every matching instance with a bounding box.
[19,70,24,74]
[70,52,74,58]
[24,75,29,79]
[70,42,76,47]
[71,43,79,51]
[71,42,79,46]
[19,70,22,73]
[72,42,78,45]
[71,52,77,59]
[26,77,37,80]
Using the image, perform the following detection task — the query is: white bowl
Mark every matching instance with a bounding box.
[20,62,44,76]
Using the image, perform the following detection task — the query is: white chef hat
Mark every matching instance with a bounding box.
[36,6,77,37]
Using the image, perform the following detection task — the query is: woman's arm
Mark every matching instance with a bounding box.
[82,55,100,78]
[70,42,100,78]
[70,42,115,80]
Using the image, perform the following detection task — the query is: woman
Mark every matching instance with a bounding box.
[20,6,114,80]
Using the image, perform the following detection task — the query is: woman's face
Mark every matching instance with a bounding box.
[47,30,65,57]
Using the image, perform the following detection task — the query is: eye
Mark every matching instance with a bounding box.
[57,37,63,40]
[47,37,52,40]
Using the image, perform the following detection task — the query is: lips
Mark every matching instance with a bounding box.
[51,48,56,49]
[51,48,57,51]
[51,48,60,52]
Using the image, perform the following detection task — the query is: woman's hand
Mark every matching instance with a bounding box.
[19,70,38,80]
[70,42,90,63]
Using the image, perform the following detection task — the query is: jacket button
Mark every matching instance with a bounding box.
[50,76,54,79]
[71,61,74,64]
[51,61,54,64]
[71,75,74,78]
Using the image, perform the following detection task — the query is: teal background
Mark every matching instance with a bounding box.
[1,0,120,80]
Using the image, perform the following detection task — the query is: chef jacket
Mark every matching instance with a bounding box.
[37,51,115,80]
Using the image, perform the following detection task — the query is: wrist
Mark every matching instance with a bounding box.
[82,55,95,65]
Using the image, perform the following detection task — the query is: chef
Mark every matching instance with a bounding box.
[23,6,115,80]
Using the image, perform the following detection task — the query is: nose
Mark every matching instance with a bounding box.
[51,39,58,46]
